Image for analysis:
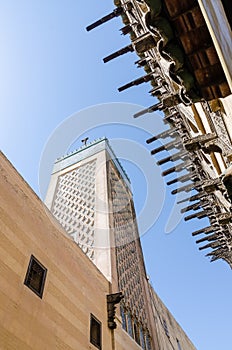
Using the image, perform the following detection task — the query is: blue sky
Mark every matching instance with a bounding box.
[1,2,232,349]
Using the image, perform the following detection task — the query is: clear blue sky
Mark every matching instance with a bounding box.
[1,2,231,350]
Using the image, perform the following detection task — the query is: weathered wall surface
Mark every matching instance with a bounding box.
[115,317,143,350]
[0,152,112,349]
[0,152,149,350]
[0,151,198,350]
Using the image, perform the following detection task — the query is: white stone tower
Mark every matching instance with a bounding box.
[45,137,155,349]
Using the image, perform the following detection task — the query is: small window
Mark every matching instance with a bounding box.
[186,12,195,29]
[177,338,182,350]
[24,255,47,298]
[120,305,127,331]
[139,327,146,350]
[146,334,152,350]
[90,314,101,349]
[127,312,133,337]
[134,321,141,345]
[163,319,169,337]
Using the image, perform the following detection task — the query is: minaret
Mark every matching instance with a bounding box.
[45,137,155,349]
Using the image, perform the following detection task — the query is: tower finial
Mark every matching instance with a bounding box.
[81,137,89,146]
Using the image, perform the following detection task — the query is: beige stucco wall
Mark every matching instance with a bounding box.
[115,317,143,350]
[0,151,198,350]
[0,151,142,350]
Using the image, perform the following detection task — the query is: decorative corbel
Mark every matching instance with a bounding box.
[107,292,124,329]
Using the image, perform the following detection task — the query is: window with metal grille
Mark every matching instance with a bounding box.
[90,314,101,349]
[24,255,47,298]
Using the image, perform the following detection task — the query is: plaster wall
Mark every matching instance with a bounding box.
[0,152,113,349]
[0,151,197,350]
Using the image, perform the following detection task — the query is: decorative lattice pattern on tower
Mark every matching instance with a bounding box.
[108,161,150,334]
[51,160,96,260]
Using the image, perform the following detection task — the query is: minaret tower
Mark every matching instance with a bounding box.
[45,138,156,349]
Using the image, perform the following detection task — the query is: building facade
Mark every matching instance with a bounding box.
[0,148,196,350]
[45,137,157,348]
[86,0,232,266]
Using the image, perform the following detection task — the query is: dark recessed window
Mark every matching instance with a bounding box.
[221,0,232,30]
[134,321,141,345]
[185,11,196,30]
[90,314,101,349]
[24,255,47,298]
[177,338,182,350]
[163,319,169,337]
[146,334,152,350]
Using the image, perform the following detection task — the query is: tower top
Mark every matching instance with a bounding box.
[53,137,131,188]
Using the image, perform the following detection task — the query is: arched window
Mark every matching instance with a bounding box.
[140,326,146,349]
[127,312,133,338]
[146,333,152,350]
[120,305,127,331]
[133,321,141,345]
